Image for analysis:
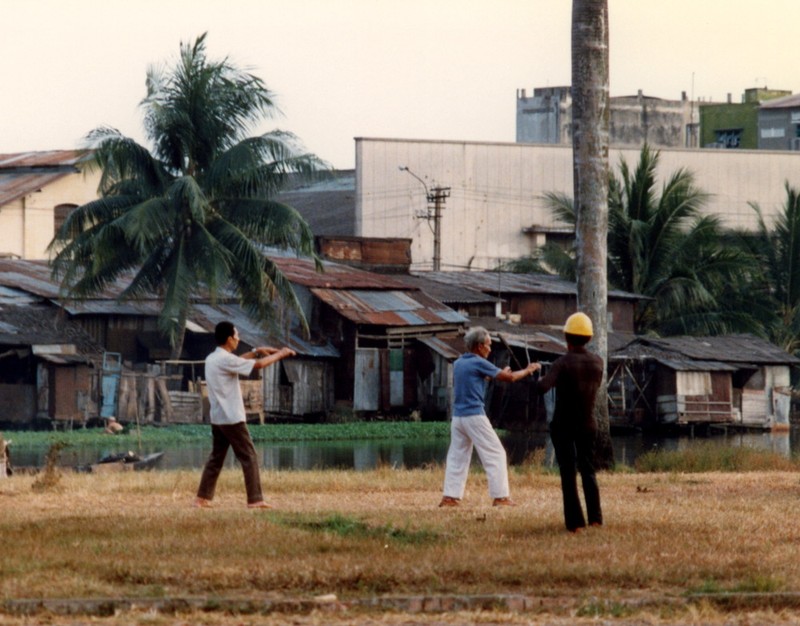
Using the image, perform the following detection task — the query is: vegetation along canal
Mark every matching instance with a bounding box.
[5,422,800,472]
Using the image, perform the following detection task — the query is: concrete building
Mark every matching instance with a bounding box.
[0,151,101,260]
[516,87,698,148]
[699,87,791,149]
[758,93,800,151]
[356,137,800,272]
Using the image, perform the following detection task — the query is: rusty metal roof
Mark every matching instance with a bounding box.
[311,288,466,327]
[640,335,800,365]
[412,270,642,301]
[0,150,89,169]
[0,171,74,207]
[0,260,153,301]
[271,255,410,290]
[0,150,92,207]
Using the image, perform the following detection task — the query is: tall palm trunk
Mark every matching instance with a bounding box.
[571,0,613,468]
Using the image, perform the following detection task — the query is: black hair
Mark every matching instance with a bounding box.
[564,332,591,347]
[214,321,236,346]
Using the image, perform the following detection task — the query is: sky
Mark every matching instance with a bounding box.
[1,0,799,170]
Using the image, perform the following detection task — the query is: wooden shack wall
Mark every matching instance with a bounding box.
[514,295,574,326]
[656,369,733,424]
[738,365,790,425]
[0,383,36,423]
[416,349,453,420]
[515,295,635,333]
[76,315,161,363]
[262,359,335,417]
[49,364,92,422]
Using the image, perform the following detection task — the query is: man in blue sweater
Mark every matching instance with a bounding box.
[440,326,540,508]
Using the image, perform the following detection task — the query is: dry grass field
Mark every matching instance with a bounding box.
[2,461,800,625]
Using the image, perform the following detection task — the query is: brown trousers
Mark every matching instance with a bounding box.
[196,422,263,504]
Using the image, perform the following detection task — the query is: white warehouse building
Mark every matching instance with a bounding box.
[355,138,800,271]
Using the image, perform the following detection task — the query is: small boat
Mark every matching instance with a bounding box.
[77,451,165,473]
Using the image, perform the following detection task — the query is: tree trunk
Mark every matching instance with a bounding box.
[571,0,613,469]
[169,310,188,361]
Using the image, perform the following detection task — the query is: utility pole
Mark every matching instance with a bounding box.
[399,166,450,271]
[429,185,450,271]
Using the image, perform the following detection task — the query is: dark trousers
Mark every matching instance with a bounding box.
[550,428,602,531]
[196,422,263,504]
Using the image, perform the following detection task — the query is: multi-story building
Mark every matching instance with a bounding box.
[0,151,101,259]
[699,87,791,149]
[516,86,698,148]
[758,93,800,151]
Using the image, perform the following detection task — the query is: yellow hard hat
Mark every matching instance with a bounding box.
[564,312,593,337]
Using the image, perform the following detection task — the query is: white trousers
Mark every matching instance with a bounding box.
[442,414,510,500]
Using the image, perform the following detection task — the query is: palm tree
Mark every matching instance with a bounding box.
[544,145,758,336]
[745,183,800,355]
[571,0,612,468]
[49,34,326,358]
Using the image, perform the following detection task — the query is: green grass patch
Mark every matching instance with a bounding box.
[634,440,799,473]
[3,421,452,447]
[269,512,442,545]
[689,574,785,595]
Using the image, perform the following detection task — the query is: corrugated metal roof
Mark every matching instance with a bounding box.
[412,270,642,301]
[190,303,339,358]
[0,305,104,356]
[417,335,463,360]
[641,334,800,365]
[311,288,466,327]
[61,299,165,316]
[0,171,72,207]
[275,170,356,237]
[760,93,800,109]
[0,150,89,169]
[393,274,496,304]
[0,150,92,207]
[0,260,161,301]
[271,256,410,290]
[651,356,737,372]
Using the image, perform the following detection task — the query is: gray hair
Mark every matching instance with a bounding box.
[464,326,490,351]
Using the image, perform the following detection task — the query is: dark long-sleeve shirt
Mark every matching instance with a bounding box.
[535,347,604,433]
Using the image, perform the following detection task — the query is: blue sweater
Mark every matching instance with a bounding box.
[452,353,500,417]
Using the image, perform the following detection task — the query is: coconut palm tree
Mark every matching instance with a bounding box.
[543,145,758,336]
[745,183,800,355]
[571,0,612,468]
[49,33,326,358]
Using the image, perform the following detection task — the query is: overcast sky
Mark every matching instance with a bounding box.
[1,0,798,169]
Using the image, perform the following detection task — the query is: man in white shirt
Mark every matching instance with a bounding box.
[194,321,295,509]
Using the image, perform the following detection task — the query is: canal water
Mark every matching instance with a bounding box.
[9,427,800,472]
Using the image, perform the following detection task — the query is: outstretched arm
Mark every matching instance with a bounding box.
[242,346,281,360]
[495,361,541,383]
[252,347,296,370]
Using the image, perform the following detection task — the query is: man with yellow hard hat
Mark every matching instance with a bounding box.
[535,312,604,533]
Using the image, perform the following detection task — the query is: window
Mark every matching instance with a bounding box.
[714,128,743,148]
[54,204,78,234]
[676,371,711,396]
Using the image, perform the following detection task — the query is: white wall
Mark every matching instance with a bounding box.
[356,138,800,271]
